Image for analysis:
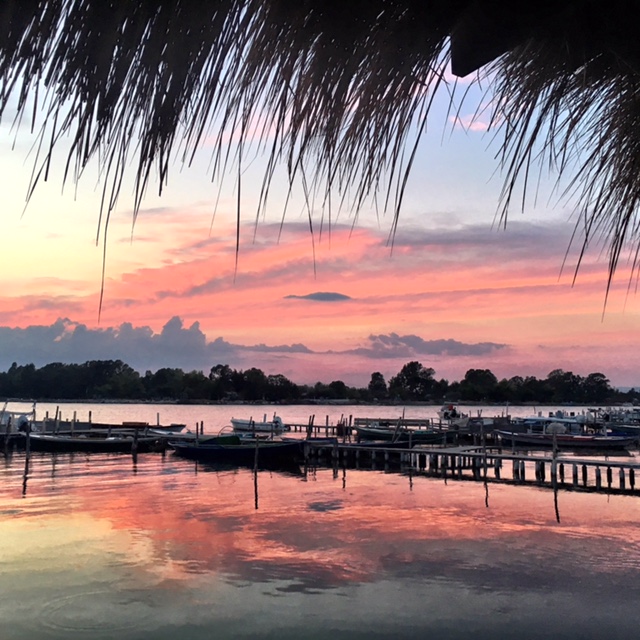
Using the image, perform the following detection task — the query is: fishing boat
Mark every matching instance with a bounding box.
[230,413,288,435]
[170,436,300,463]
[1,403,35,433]
[354,423,455,445]
[26,431,166,453]
[437,404,471,430]
[494,429,637,451]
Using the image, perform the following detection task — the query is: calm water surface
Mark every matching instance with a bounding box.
[2,403,640,639]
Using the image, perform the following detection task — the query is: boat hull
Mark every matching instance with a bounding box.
[27,432,166,453]
[354,425,455,445]
[171,440,300,464]
[231,417,287,435]
[495,430,637,450]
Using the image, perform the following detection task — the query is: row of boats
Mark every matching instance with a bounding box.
[3,406,640,461]
[351,406,640,451]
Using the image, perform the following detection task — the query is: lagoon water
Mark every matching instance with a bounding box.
[2,402,640,639]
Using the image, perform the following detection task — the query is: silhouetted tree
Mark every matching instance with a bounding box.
[367,372,388,400]
[459,369,498,401]
[388,361,436,401]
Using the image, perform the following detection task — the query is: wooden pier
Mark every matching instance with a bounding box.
[303,441,640,495]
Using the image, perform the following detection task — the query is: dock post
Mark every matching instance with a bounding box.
[595,467,602,489]
[559,462,565,484]
[619,468,626,490]
[630,468,635,490]
[572,464,578,486]
[25,426,31,459]
[512,459,519,481]
[131,429,139,460]
[494,458,501,479]
[607,467,613,487]
[519,459,526,482]
[582,464,588,487]
[22,426,31,496]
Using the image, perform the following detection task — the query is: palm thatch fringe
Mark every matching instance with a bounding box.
[1,0,639,287]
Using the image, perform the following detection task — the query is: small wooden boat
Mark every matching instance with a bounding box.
[26,431,166,453]
[171,436,300,463]
[354,424,455,445]
[495,430,637,451]
[34,419,186,434]
[230,413,288,435]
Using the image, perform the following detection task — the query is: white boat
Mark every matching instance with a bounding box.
[437,404,470,429]
[0,403,35,433]
[230,413,288,434]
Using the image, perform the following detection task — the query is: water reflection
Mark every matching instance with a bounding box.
[2,451,640,639]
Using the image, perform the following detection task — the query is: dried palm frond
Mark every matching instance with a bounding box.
[0,0,639,287]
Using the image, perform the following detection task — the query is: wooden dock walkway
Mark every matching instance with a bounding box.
[303,441,640,495]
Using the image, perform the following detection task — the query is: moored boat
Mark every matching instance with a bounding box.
[171,437,300,463]
[230,413,288,435]
[495,429,637,451]
[34,418,186,434]
[26,431,166,453]
[354,423,455,445]
[437,404,470,430]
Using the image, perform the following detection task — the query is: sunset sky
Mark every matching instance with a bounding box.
[1,75,639,389]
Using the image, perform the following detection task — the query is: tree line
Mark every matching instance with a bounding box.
[0,360,637,405]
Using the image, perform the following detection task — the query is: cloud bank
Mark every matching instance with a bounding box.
[0,317,508,384]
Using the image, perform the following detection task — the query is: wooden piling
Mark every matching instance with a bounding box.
[131,429,139,457]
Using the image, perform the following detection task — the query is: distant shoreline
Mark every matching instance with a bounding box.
[2,397,633,408]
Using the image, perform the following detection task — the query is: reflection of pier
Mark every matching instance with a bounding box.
[304,442,640,495]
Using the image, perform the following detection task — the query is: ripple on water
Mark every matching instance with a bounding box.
[37,590,156,637]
